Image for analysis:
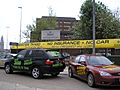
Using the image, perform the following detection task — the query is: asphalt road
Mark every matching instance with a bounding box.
[0,68,120,90]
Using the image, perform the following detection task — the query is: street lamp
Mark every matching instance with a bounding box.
[6,26,10,49]
[18,6,22,43]
[92,0,96,54]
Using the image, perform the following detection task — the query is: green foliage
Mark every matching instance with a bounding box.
[35,17,57,41]
[73,0,120,39]
[22,21,36,40]
[34,7,57,41]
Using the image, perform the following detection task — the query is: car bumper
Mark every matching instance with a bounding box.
[0,61,5,68]
[41,64,66,74]
[96,76,120,86]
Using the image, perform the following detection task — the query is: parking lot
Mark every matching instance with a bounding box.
[0,67,120,90]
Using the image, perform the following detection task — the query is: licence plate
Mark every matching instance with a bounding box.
[52,63,63,67]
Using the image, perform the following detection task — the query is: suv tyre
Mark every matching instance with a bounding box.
[31,66,43,79]
[5,64,13,74]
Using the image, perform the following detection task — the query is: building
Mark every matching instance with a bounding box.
[30,16,77,42]
[0,36,4,51]
[30,16,80,56]
[42,16,77,40]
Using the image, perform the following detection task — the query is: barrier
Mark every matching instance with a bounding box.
[10,39,120,49]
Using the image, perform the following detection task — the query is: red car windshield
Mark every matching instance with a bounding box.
[87,56,113,65]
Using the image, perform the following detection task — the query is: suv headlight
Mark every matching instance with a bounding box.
[99,71,111,76]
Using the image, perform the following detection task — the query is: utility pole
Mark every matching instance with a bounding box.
[18,7,22,43]
[92,0,96,54]
[6,26,10,49]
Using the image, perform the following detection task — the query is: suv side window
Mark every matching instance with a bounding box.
[30,50,46,59]
[17,50,27,59]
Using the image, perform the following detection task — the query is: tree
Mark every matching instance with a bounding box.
[35,17,57,41]
[96,2,120,39]
[113,8,120,20]
[73,0,120,39]
[22,21,36,42]
[34,7,57,41]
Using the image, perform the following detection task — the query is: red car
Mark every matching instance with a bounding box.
[68,54,120,87]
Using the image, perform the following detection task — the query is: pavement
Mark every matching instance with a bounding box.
[0,67,68,90]
[0,81,43,90]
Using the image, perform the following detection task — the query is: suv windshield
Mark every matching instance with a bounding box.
[46,51,64,58]
[88,56,113,65]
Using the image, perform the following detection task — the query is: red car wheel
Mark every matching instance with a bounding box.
[68,68,74,78]
[87,73,95,87]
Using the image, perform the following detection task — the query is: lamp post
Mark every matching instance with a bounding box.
[92,0,96,54]
[18,6,22,43]
[6,26,10,49]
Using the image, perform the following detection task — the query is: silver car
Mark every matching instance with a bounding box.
[0,53,16,68]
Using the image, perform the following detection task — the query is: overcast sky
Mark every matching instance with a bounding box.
[0,0,120,49]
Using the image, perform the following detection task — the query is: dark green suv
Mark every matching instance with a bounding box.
[4,49,66,79]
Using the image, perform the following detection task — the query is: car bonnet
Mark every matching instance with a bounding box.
[96,65,120,72]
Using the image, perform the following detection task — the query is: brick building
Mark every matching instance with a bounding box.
[30,16,77,42]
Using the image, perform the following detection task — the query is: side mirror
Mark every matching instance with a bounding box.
[78,61,87,66]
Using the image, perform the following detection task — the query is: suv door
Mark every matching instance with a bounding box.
[12,50,27,71]
[23,50,46,71]
[23,50,33,71]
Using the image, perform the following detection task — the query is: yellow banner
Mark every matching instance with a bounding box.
[10,39,120,49]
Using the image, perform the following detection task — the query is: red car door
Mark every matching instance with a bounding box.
[75,56,87,79]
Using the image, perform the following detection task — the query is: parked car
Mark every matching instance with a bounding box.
[68,54,120,87]
[4,49,66,79]
[0,53,15,68]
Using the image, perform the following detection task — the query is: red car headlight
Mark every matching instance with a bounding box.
[99,71,111,76]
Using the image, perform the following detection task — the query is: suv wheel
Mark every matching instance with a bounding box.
[5,64,13,74]
[51,72,59,77]
[68,68,74,78]
[31,67,43,79]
